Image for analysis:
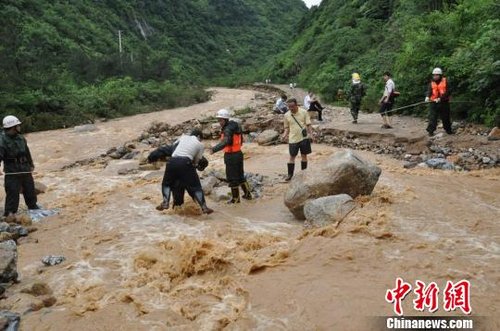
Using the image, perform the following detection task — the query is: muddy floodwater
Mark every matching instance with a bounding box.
[1,88,499,330]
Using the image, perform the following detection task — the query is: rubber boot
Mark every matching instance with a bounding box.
[157,186,171,210]
[301,161,308,170]
[285,163,295,181]
[240,181,252,200]
[193,190,213,214]
[228,187,241,204]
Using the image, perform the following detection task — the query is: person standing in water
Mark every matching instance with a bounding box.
[211,109,252,204]
[282,98,313,181]
[150,129,213,214]
[0,116,39,217]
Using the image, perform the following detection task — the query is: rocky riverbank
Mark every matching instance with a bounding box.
[98,85,498,173]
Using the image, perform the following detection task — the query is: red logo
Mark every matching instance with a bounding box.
[413,280,439,313]
[443,280,472,315]
[385,278,412,316]
[386,279,471,315]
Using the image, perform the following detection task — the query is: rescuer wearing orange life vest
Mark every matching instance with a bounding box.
[211,109,252,204]
[425,67,453,136]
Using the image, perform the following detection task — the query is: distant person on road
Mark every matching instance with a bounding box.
[425,67,453,136]
[379,72,397,129]
[282,98,313,181]
[349,73,366,124]
[289,83,294,90]
[0,116,39,217]
[211,109,252,204]
[275,94,289,114]
[304,91,324,121]
[149,129,213,214]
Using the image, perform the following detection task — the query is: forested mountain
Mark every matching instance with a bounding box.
[267,0,499,125]
[0,0,306,131]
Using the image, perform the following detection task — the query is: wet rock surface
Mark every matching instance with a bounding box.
[304,194,356,227]
[256,129,280,146]
[34,181,48,195]
[487,127,500,141]
[73,124,98,133]
[201,176,219,195]
[285,150,381,220]
[0,240,18,283]
[0,310,20,331]
[41,255,65,266]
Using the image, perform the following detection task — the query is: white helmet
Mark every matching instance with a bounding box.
[3,115,22,129]
[432,67,443,75]
[215,109,230,119]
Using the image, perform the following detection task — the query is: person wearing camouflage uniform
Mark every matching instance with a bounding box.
[0,116,38,217]
[349,73,366,124]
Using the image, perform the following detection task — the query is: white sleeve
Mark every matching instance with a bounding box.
[385,80,395,96]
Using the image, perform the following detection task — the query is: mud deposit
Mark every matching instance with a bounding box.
[1,88,498,330]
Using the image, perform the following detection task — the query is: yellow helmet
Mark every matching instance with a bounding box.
[352,73,361,80]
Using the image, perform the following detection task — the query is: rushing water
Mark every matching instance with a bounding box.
[2,88,498,330]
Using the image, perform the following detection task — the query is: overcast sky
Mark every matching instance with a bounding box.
[303,0,322,8]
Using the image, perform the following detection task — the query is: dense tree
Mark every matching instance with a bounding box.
[266,0,499,126]
[0,0,306,131]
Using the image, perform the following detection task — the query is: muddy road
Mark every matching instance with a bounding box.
[1,87,499,330]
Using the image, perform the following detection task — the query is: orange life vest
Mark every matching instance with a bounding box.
[222,132,242,153]
[431,78,448,101]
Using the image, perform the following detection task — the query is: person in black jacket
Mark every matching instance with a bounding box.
[0,116,39,217]
[210,109,252,204]
[148,143,178,210]
[425,67,453,136]
[349,73,365,123]
[148,130,211,213]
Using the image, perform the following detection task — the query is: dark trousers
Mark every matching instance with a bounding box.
[164,157,203,206]
[427,102,452,134]
[350,101,361,120]
[4,173,38,216]
[224,151,245,188]
[308,101,323,121]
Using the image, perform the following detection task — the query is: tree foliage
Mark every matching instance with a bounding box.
[0,0,306,131]
[266,0,499,126]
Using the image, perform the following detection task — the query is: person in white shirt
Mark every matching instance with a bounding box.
[379,71,396,129]
[275,94,288,114]
[148,129,213,214]
[304,91,324,121]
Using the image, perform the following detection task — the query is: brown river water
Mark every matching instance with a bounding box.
[1,88,499,330]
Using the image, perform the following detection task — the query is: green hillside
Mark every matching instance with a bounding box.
[267,0,499,125]
[0,0,306,131]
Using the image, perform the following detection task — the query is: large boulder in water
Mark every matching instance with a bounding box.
[0,240,18,283]
[304,194,356,227]
[284,150,381,219]
[256,129,279,146]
